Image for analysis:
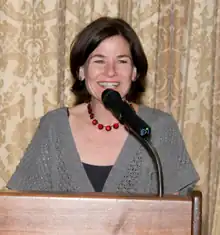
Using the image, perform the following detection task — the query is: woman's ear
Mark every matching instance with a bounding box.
[132,67,137,81]
[79,67,85,81]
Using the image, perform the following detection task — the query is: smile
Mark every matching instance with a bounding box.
[98,82,120,89]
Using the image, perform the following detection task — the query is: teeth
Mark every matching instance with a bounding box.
[98,82,119,88]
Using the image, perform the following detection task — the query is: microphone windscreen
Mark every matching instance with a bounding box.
[101,89,122,108]
[101,89,124,121]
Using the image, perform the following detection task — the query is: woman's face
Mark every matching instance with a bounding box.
[80,35,136,102]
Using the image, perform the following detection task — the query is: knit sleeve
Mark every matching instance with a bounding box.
[153,114,200,195]
[7,115,54,192]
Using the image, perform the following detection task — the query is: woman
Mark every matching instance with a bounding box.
[7,17,199,195]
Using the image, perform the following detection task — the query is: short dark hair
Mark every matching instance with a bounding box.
[70,16,148,104]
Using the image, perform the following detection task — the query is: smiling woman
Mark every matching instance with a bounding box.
[80,35,136,102]
[70,17,147,105]
[6,16,199,195]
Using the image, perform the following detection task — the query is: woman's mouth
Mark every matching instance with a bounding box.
[98,82,120,89]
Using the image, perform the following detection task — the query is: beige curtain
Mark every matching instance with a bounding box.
[0,0,219,234]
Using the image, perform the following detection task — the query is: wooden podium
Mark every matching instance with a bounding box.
[0,191,202,235]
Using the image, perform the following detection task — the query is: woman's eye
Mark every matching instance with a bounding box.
[119,59,129,64]
[94,60,105,64]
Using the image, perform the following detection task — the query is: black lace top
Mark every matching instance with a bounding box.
[83,163,112,192]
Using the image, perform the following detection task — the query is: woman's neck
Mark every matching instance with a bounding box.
[89,98,119,125]
[88,98,139,125]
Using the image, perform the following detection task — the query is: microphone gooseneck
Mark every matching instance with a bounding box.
[102,89,164,197]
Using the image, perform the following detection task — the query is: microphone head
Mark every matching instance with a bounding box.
[101,89,122,108]
[101,89,124,121]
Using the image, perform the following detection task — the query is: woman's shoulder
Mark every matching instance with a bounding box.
[139,104,174,123]
[39,107,69,126]
[138,104,180,135]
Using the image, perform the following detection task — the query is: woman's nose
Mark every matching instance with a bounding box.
[105,62,116,77]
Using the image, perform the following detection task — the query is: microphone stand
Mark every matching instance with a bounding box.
[127,127,164,197]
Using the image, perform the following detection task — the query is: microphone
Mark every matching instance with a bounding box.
[102,89,164,197]
[101,89,151,139]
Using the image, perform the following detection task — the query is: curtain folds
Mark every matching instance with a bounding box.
[0,1,219,234]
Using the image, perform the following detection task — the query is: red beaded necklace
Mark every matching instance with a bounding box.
[87,103,120,131]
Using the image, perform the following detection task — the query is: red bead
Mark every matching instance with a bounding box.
[113,123,119,129]
[92,119,98,125]
[105,125,112,131]
[98,124,104,129]
[87,103,121,132]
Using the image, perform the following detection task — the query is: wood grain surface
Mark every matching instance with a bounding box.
[0,191,201,235]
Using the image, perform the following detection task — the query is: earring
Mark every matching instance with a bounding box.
[132,76,137,82]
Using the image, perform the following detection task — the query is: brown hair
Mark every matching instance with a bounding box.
[70,16,148,104]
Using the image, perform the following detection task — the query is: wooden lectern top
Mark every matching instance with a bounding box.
[0,191,202,235]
